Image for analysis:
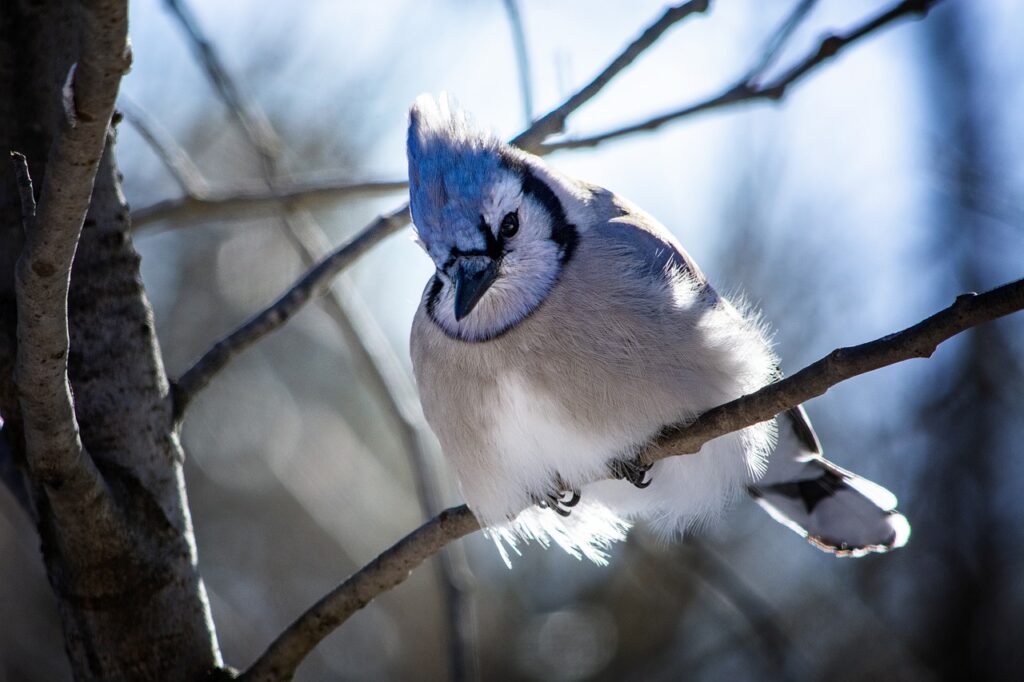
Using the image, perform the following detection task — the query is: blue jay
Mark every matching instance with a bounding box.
[407,95,909,564]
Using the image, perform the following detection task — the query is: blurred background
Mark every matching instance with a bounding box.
[2,0,1023,680]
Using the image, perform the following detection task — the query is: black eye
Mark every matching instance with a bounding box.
[499,211,519,238]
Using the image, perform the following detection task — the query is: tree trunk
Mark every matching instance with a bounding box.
[0,2,222,679]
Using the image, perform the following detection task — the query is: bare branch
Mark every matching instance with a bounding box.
[238,277,1024,682]
[10,152,36,225]
[739,0,819,85]
[174,200,405,396]
[502,0,535,126]
[239,505,481,682]
[11,0,131,531]
[643,279,1024,462]
[512,0,710,152]
[118,95,208,196]
[131,176,407,230]
[162,0,280,163]
[680,540,807,680]
[538,0,939,153]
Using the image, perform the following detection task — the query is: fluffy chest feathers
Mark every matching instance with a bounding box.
[411,217,777,528]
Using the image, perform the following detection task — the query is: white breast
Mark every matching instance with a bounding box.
[488,372,627,495]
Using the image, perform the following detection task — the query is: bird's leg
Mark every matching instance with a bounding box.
[610,455,653,489]
[534,476,580,516]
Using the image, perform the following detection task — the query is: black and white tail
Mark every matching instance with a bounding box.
[748,406,910,557]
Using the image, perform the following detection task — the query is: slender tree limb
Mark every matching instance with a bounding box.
[239,505,481,682]
[162,0,280,163]
[538,0,939,153]
[511,0,710,152]
[131,176,407,229]
[643,279,1024,462]
[10,0,131,533]
[238,277,1024,682]
[173,199,406,400]
[738,0,819,85]
[502,0,535,126]
[118,95,208,195]
[681,540,807,681]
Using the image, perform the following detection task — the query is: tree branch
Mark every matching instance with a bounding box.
[643,279,1024,461]
[172,200,406,402]
[162,0,280,163]
[239,277,1024,682]
[239,506,481,682]
[10,0,131,531]
[511,0,710,152]
[502,0,535,126]
[537,0,939,153]
[131,175,407,230]
[118,95,208,196]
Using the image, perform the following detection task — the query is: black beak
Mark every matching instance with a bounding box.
[452,257,498,321]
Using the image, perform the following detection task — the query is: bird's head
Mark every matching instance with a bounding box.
[407,95,580,341]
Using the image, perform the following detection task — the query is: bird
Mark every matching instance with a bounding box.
[407,95,909,565]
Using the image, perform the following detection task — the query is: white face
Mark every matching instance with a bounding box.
[421,167,569,342]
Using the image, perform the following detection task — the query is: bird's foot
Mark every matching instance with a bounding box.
[610,456,653,489]
[535,481,581,517]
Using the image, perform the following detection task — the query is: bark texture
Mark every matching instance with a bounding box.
[0,2,221,679]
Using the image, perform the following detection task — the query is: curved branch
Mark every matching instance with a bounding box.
[643,280,1024,461]
[171,205,410,417]
[238,278,1024,682]
[240,506,480,682]
[538,0,940,153]
[11,0,131,532]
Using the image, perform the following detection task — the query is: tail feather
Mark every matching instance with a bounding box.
[748,407,910,557]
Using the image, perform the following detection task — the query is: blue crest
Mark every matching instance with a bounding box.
[407,95,510,252]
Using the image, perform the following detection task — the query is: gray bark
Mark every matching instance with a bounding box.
[0,1,222,679]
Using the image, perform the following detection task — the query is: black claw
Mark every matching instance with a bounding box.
[611,457,653,489]
[551,503,572,517]
[534,483,581,517]
[559,490,581,507]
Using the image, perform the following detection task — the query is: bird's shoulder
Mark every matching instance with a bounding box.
[575,182,708,288]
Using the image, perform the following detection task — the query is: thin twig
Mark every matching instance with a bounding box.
[172,205,409,417]
[131,176,407,229]
[162,0,280,163]
[538,0,939,153]
[118,95,208,195]
[240,506,480,682]
[10,152,36,226]
[512,0,710,152]
[11,0,132,534]
[739,0,819,85]
[238,277,1024,682]
[682,540,808,681]
[502,0,534,126]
